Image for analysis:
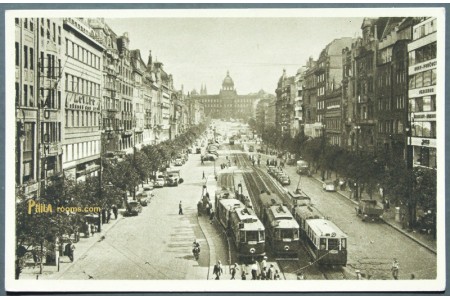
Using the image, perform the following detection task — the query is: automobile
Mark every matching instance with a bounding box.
[136,191,149,206]
[174,158,183,166]
[286,158,296,166]
[267,166,277,175]
[272,170,284,179]
[279,175,291,186]
[196,147,201,154]
[322,181,337,192]
[276,172,287,182]
[166,174,180,187]
[142,182,154,191]
[126,200,142,216]
[155,177,166,188]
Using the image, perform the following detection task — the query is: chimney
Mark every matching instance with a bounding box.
[147,50,152,68]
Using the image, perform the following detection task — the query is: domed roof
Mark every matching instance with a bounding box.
[222,71,234,87]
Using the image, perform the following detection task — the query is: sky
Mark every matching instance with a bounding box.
[106,17,364,95]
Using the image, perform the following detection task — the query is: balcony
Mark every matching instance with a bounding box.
[122,130,133,137]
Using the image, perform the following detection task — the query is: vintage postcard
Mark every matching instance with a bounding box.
[4,6,446,292]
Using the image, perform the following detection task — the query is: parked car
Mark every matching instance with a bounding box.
[279,175,291,186]
[155,177,165,188]
[142,182,154,191]
[174,158,183,166]
[126,200,142,216]
[322,181,336,192]
[166,174,180,187]
[136,191,149,206]
[267,166,277,175]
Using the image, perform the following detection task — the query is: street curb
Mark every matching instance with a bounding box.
[310,176,437,255]
[52,216,124,280]
[196,212,212,280]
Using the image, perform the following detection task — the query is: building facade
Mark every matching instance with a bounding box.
[62,18,104,181]
[189,71,265,122]
[15,17,65,198]
[407,17,437,169]
[275,70,296,137]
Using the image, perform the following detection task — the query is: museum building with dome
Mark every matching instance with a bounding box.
[188,71,271,120]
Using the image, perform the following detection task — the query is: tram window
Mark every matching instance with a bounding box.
[247,231,258,242]
[239,232,246,243]
[320,238,326,250]
[341,239,347,249]
[258,230,265,242]
[280,229,293,239]
[275,229,281,240]
[293,229,299,240]
[328,238,339,250]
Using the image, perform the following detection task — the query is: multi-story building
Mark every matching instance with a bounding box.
[15,17,64,198]
[88,18,121,155]
[185,97,205,126]
[375,18,417,163]
[407,17,437,169]
[130,49,146,149]
[189,71,264,121]
[315,37,352,145]
[344,18,379,153]
[62,18,104,181]
[302,57,319,137]
[152,61,173,142]
[275,70,296,137]
[293,67,306,136]
[255,95,277,134]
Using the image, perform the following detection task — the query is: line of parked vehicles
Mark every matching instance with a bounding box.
[213,172,348,266]
[267,166,291,186]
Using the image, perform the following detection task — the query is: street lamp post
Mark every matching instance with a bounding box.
[354,125,361,201]
[321,124,326,181]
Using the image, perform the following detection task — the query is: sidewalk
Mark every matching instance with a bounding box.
[256,149,436,254]
[19,210,126,280]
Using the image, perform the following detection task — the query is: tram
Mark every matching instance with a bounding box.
[216,198,266,259]
[293,205,347,266]
[257,192,300,257]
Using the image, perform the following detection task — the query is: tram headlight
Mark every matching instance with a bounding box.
[250,248,255,254]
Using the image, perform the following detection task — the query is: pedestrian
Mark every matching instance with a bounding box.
[112,204,118,220]
[213,260,223,280]
[274,270,281,280]
[179,201,183,215]
[202,171,205,179]
[197,200,203,216]
[106,208,111,224]
[209,208,215,224]
[260,267,267,280]
[201,156,204,165]
[65,240,75,262]
[206,202,211,216]
[266,159,269,166]
[356,270,361,280]
[268,264,275,280]
[251,260,258,280]
[391,258,399,280]
[230,263,239,280]
[90,223,95,236]
[234,159,237,165]
[261,256,268,270]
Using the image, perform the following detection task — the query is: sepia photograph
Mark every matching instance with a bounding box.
[4,5,446,293]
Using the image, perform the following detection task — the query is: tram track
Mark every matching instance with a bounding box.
[228,144,349,280]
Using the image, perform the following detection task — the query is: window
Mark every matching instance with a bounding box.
[58,26,61,45]
[24,18,28,29]
[23,84,28,106]
[30,48,34,70]
[24,46,28,69]
[15,18,19,25]
[29,85,34,107]
[30,19,34,31]
[320,238,326,250]
[15,42,19,66]
[15,83,20,105]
